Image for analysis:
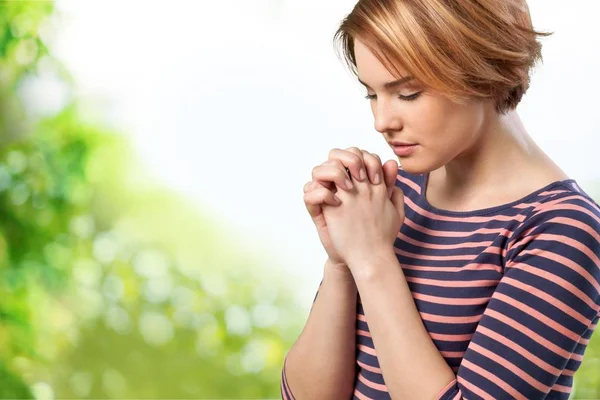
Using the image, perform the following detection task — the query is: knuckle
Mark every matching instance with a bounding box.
[311,165,320,177]
[345,151,358,164]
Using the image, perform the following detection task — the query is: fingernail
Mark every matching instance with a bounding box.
[373,173,380,184]
[345,179,353,190]
[359,168,366,181]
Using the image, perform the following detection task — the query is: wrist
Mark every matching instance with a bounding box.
[324,259,354,283]
[347,247,398,282]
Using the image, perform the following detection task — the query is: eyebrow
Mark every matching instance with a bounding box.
[357,75,414,90]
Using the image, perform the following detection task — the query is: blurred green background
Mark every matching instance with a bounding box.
[0,1,306,398]
[0,1,598,399]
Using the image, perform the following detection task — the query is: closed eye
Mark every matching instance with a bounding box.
[365,92,422,101]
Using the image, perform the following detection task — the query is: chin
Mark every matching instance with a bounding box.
[397,158,432,175]
[397,151,449,176]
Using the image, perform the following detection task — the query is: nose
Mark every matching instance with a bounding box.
[373,97,402,133]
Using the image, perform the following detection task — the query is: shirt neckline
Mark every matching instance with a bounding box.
[418,171,578,217]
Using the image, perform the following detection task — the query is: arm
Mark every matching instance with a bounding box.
[351,195,600,399]
[281,259,358,400]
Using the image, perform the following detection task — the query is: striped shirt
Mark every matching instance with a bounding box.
[281,167,600,399]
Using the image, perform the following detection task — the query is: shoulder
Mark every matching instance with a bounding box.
[506,184,600,269]
[521,183,600,232]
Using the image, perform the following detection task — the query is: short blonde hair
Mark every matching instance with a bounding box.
[333,0,552,114]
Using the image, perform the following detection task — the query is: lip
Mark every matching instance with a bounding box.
[392,144,418,157]
[388,141,417,146]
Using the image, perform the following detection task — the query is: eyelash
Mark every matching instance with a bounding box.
[364,92,422,101]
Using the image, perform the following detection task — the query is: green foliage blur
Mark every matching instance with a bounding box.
[0,1,305,398]
[0,1,599,400]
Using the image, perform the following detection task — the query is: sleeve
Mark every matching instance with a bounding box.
[281,356,296,400]
[435,196,600,400]
[280,278,324,400]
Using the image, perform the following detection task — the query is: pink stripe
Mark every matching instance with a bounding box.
[419,311,483,324]
[461,358,527,399]
[357,344,377,356]
[412,291,491,306]
[505,260,599,313]
[357,370,388,392]
[353,387,372,400]
[457,375,491,399]
[281,380,290,400]
[511,229,600,275]
[469,342,553,393]
[404,196,527,223]
[493,292,584,342]
[281,359,295,400]
[402,214,514,238]
[551,216,600,242]
[476,325,562,375]
[512,190,571,210]
[434,378,458,400]
[440,350,465,358]
[428,332,473,342]
[531,196,600,224]
[405,275,500,288]
[397,230,494,250]
[485,309,574,359]
[357,358,382,374]
[394,246,484,262]
[501,277,592,326]
[401,262,503,274]
[357,328,371,338]
[551,382,572,393]
[397,174,421,194]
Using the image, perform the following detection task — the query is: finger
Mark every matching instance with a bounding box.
[382,159,399,197]
[311,162,354,191]
[328,147,366,182]
[390,186,405,217]
[303,186,342,213]
[303,181,313,193]
[303,179,329,193]
[360,150,384,185]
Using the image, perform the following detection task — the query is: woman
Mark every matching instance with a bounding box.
[281,1,600,399]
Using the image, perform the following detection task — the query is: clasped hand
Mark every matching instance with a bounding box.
[303,147,406,279]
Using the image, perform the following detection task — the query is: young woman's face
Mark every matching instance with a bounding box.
[353,38,489,174]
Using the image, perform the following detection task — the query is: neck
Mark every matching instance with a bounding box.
[441,108,544,193]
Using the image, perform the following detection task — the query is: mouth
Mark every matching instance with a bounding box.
[391,143,418,157]
[388,141,417,146]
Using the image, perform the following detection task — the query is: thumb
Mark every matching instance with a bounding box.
[390,186,405,215]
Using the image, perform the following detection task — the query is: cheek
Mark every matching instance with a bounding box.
[416,96,483,145]
[407,96,455,140]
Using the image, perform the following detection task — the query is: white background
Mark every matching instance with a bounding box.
[42,0,600,307]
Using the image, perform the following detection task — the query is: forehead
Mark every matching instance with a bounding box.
[353,38,409,85]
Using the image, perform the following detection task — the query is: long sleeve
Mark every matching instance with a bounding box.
[281,356,296,400]
[435,195,600,399]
